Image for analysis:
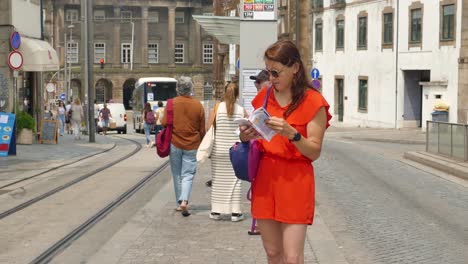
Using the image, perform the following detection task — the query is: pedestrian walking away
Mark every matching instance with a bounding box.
[143,102,155,147]
[65,100,73,134]
[162,76,205,217]
[239,40,332,263]
[56,101,66,136]
[70,98,84,140]
[94,100,100,134]
[154,100,165,134]
[208,82,248,222]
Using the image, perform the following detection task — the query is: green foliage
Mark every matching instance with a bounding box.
[16,111,36,133]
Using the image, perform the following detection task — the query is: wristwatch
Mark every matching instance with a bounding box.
[289,132,302,142]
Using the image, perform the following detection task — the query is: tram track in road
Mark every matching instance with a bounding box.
[0,143,117,190]
[30,160,170,264]
[0,136,142,220]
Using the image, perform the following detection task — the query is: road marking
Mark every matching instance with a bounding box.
[326,139,354,144]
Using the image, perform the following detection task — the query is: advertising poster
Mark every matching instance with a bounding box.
[0,112,16,157]
[242,0,276,20]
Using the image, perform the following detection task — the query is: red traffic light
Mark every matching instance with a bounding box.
[100,58,104,69]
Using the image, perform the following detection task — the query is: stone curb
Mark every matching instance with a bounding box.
[342,136,425,145]
[404,151,468,181]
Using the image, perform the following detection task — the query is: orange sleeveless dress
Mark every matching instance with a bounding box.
[251,88,331,225]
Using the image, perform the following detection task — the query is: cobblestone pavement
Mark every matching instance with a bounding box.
[314,139,468,264]
[87,160,324,264]
[5,126,466,263]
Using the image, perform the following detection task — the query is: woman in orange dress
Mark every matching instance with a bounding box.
[239,40,331,263]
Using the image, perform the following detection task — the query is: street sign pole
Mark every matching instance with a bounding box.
[85,0,96,142]
[13,71,18,113]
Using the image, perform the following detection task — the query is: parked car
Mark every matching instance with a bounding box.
[97,103,127,134]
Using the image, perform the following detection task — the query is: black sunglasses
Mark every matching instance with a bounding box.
[265,67,285,78]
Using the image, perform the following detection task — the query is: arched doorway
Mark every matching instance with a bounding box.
[123,78,136,110]
[95,78,113,103]
[70,79,82,102]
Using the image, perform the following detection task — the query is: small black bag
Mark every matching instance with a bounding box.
[66,109,73,123]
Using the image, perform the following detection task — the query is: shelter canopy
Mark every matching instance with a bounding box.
[192,15,240,45]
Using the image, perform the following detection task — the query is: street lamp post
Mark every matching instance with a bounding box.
[67,24,74,101]
[130,21,134,71]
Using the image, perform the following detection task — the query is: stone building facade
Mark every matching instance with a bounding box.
[311,0,468,128]
[44,0,214,109]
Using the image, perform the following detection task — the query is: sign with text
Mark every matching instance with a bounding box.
[241,0,276,20]
[241,69,263,114]
[39,119,58,144]
[0,112,16,157]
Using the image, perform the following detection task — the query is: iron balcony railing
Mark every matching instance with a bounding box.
[330,0,346,9]
[312,0,324,9]
[426,121,468,161]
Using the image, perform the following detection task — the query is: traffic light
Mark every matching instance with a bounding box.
[100,58,105,69]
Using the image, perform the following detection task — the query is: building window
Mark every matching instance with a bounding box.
[96,87,105,104]
[175,43,184,63]
[94,10,105,21]
[203,82,213,100]
[148,43,159,64]
[148,11,159,23]
[410,8,422,43]
[358,78,368,112]
[358,16,367,49]
[203,44,213,64]
[67,42,78,63]
[66,9,79,22]
[175,11,184,24]
[121,43,132,63]
[383,12,393,45]
[121,10,132,23]
[442,4,455,40]
[315,21,323,51]
[312,0,324,9]
[336,19,344,49]
[94,43,105,63]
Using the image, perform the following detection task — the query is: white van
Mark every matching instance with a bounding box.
[97,103,127,134]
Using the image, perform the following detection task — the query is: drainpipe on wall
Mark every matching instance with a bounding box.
[40,0,44,40]
[295,0,299,46]
[394,0,400,129]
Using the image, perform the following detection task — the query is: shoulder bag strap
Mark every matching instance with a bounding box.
[166,99,174,126]
[263,86,272,109]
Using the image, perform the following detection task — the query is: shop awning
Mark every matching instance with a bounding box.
[19,37,59,72]
[192,15,240,45]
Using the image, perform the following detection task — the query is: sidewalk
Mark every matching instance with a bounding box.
[0,133,115,186]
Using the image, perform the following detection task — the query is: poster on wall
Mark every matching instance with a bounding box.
[0,112,16,157]
[241,69,262,114]
[241,0,276,21]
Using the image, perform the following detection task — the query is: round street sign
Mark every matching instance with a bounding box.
[46,83,56,93]
[10,31,21,50]
[311,79,321,90]
[311,68,320,79]
[60,93,66,101]
[8,51,23,70]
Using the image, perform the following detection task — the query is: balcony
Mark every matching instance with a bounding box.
[311,0,324,12]
[330,0,346,9]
